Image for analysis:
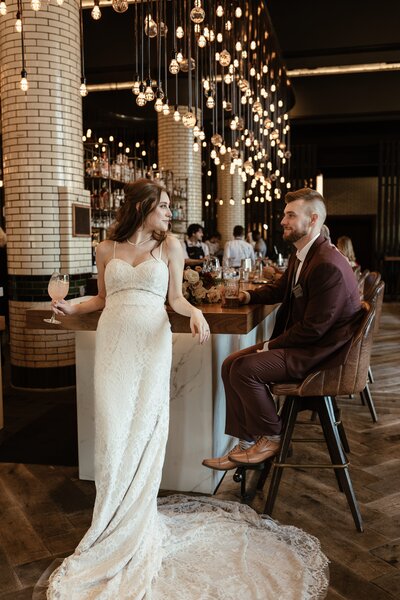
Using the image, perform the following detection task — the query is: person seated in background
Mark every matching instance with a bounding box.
[337,235,358,268]
[223,225,255,268]
[203,187,363,471]
[182,223,209,267]
[205,231,223,259]
[252,229,267,258]
[320,223,331,242]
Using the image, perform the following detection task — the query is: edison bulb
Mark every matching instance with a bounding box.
[190,2,205,24]
[173,109,181,122]
[219,144,227,155]
[182,111,196,128]
[216,4,224,17]
[176,52,183,63]
[219,49,231,67]
[225,20,232,31]
[235,41,242,52]
[80,81,88,97]
[136,92,146,107]
[144,85,154,102]
[132,79,141,95]
[31,0,41,10]
[235,6,242,17]
[176,25,184,39]
[154,98,163,113]
[91,4,101,19]
[0,1,7,15]
[193,141,199,152]
[197,35,206,48]
[162,102,170,115]
[169,59,179,75]
[112,0,128,13]
[198,129,205,141]
[211,133,222,146]
[15,17,22,33]
[56,0,64,4]
[20,75,28,91]
[206,94,215,109]
[145,15,157,37]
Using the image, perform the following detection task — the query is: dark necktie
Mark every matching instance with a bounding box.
[292,257,301,289]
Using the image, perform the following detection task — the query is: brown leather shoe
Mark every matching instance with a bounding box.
[202,444,242,471]
[230,437,281,465]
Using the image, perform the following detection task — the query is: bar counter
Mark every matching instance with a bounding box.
[26,299,279,494]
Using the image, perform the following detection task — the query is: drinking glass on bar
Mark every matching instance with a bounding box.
[43,273,70,324]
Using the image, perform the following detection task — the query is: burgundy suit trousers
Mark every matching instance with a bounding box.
[222,342,289,441]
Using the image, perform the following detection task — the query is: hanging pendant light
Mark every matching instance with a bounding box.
[190,0,205,24]
[112,0,128,13]
[91,0,101,20]
[80,77,88,97]
[145,14,157,37]
[0,1,7,16]
[15,10,22,32]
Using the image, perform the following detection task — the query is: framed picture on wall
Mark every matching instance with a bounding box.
[72,203,91,237]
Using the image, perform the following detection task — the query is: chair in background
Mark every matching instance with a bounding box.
[260,300,377,532]
[358,278,385,422]
[357,269,370,299]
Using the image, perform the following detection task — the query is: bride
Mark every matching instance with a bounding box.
[36,179,328,599]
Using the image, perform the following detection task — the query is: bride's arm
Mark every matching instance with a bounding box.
[52,242,109,316]
[166,235,210,344]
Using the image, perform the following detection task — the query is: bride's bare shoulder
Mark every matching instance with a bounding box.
[96,240,115,260]
[164,234,183,252]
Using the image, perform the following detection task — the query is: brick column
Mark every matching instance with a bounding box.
[0,2,91,388]
[157,107,202,228]
[217,154,245,245]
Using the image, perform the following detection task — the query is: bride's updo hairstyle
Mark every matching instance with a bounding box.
[109,178,168,245]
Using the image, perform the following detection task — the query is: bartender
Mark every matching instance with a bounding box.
[181,223,209,267]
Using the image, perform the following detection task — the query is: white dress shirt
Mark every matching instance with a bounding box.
[223,238,255,267]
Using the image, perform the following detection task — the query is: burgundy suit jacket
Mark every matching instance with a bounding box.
[249,235,363,379]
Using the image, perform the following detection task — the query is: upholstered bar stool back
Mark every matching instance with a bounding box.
[358,279,385,421]
[263,300,377,532]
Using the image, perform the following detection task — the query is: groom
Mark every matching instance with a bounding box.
[203,187,363,470]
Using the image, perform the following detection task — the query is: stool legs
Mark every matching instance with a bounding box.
[263,395,364,532]
[360,383,378,423]
[320,396,363,532]
[264,398,298,516]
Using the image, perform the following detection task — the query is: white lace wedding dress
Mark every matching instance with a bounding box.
[35,242,329,600]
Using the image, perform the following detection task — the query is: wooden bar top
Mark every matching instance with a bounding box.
[26,299,278,335]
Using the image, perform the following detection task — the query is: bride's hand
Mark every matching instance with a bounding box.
[51,299,76,316]
[190,308,210,344]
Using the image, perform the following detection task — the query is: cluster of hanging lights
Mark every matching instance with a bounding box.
[0,0,64,92]
[1,0,291,204]
[107,0,293,201]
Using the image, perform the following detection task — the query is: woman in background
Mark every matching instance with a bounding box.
[337,235,358,268]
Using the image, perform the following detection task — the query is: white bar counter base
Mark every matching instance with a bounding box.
[26,299,278,494]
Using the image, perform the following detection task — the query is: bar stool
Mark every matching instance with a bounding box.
[262,300,377,532]
[360,271,385,423]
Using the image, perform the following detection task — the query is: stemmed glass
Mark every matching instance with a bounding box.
[43,273,70,324]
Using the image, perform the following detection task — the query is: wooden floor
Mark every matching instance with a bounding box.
[0,303,399,599]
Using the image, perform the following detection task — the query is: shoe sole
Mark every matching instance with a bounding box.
[201,460,237,471]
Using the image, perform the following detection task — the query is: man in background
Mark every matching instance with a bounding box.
[223,225,255,268]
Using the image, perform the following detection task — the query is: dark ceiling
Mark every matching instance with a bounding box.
[81,0,400,174]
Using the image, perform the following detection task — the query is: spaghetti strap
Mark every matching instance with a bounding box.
[113,241,117,259]
[159,242,163,262]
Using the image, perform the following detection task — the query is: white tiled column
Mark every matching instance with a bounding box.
[217,154,245,245]
[157,107,202,226]
[0,2,91,387]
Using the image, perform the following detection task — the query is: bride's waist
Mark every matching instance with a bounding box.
[106,288,166,307]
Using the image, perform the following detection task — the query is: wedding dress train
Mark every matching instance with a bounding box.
[34,243,328,599]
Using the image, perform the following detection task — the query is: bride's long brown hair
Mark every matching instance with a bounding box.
[109,179,168,245]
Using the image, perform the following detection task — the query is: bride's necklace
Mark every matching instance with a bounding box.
[126,235,153,247]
